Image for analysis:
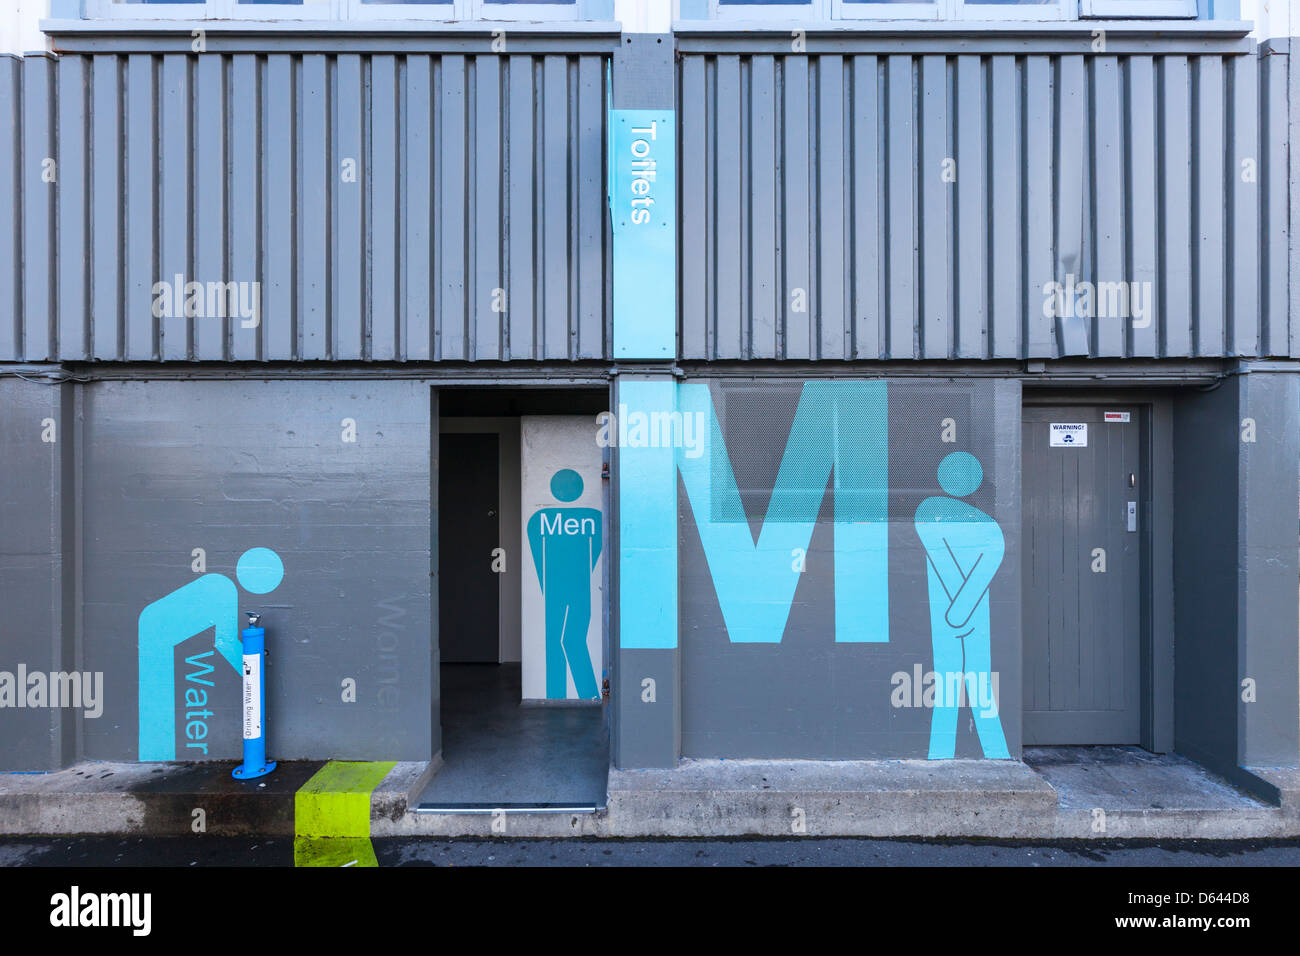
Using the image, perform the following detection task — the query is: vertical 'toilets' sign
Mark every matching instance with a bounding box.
[610,110,675,359]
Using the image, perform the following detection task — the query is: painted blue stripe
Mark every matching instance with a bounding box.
[618,380,679,649]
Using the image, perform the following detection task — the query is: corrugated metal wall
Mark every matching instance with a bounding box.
[1,43,1291,365]
[0,51,609,362]
[678,49,1291,361]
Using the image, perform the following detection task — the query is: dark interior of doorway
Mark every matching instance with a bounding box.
[417,388,612,812]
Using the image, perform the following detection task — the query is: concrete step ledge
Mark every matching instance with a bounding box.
[0,761,327,836]
[0,759,435,838]
[392,758,1300,839]
[373,808,608,838]
[1243,766,1300,812]
[379,758,1062,838]
[1052,807,1297,840]
[603,758,1058,838]
[7,758,1300,840]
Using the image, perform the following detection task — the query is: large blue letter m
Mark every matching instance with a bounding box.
[677,381,888,643]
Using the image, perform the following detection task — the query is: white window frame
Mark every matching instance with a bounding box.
[1080,0,1197,17]
[718,0,1081,21]
[470,0,580,20]
[232,0,335,19]
[951,0,1078,22]
[86,0,337,20]
[716,0,1199,20]
[833,0,946,22]
[711,0,824,22]
[86,0,584,20]
[346,0,460,22]
[85,0,221,19]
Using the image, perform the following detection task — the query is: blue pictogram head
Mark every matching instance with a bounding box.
[235,547,284,594]
[550,468,584,503]
[937,452,983,498]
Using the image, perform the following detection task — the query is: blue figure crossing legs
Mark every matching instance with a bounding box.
[526,469,602,700]
[914,453,1010,759]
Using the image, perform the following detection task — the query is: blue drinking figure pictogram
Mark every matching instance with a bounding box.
[137,547,284,760]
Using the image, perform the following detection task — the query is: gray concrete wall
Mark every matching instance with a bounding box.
[0,377,75,771]
[1172,380,1243,776]
[0,18,1295,784]
[1237,368,1300,767]
[63,379,434,764]
[1173,366,1300,785]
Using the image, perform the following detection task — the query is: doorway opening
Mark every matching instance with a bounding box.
[418,388,612,812]
[1021,397,1170,750]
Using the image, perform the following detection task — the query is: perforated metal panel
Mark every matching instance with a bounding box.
[679,377,1022,759]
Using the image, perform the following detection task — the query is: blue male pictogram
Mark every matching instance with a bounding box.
[138,547,284,761]
[914,453,1010,760]
[526,469,602,700]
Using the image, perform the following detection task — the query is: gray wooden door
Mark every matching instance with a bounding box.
[1022,406,1142,744]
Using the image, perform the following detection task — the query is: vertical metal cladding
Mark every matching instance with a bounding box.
[0,51,609,362]
[0,43,1289,364]
[678,48,1286,361]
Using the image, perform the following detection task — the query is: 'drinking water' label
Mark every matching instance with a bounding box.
[242,654,260,740]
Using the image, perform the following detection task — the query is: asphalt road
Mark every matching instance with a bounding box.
[3,836,1300,867]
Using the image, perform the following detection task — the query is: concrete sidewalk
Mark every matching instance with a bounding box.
[0,760,422,838]
[3,751,1300,840]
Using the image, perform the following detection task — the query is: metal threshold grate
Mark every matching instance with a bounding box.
[413,802,604,814]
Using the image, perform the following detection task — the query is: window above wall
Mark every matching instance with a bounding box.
[82,0,609,21]
[702,0,1201,20]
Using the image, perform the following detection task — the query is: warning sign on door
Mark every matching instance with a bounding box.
[1049,423,1088,447]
